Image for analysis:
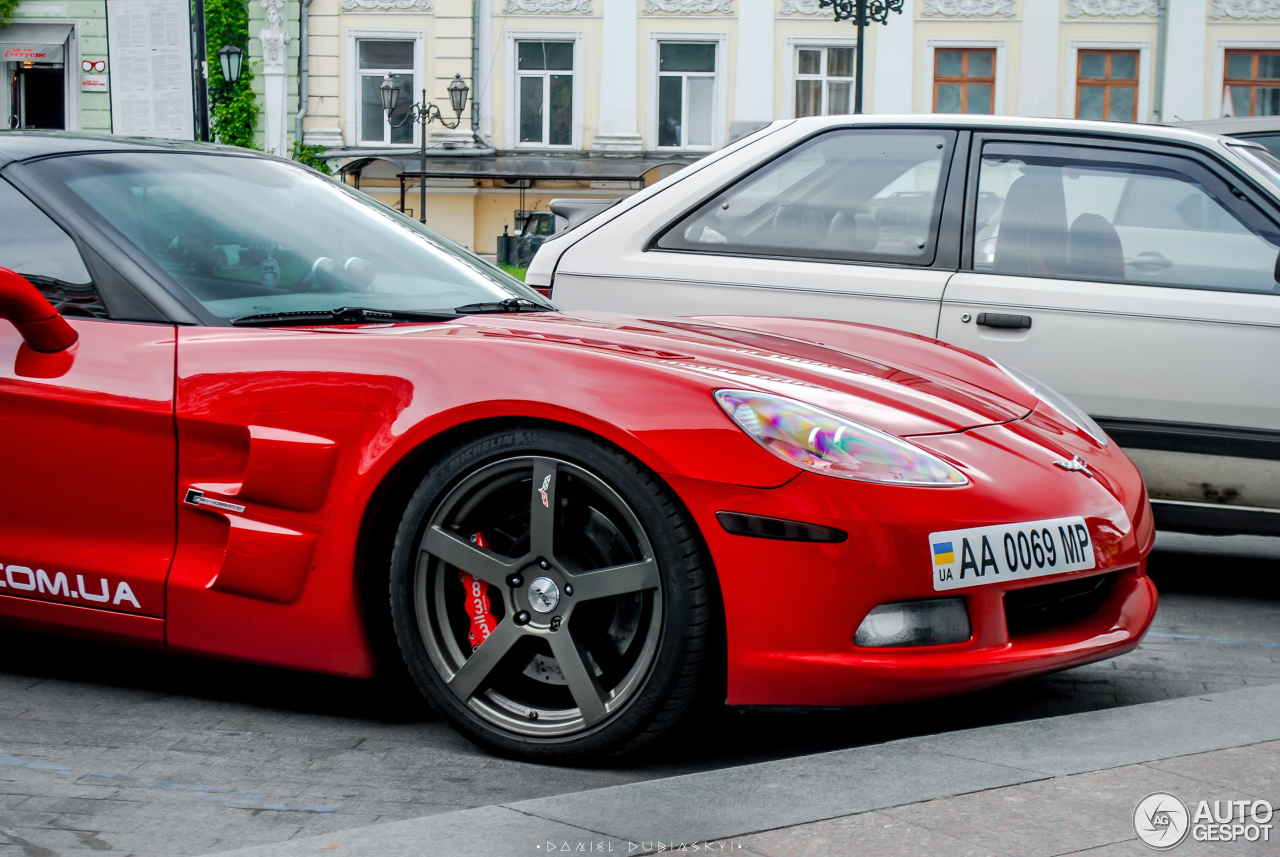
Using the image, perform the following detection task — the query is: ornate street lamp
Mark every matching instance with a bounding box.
[382,72,470,224]
[209,44,244,116]
[819,0,904,114]
[217,44,243,87]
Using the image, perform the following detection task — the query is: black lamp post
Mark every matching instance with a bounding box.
[819,0,904,114]
[210,44,244,110]
[382,72,470,224]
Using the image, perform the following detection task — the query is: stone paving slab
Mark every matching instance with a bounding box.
[206,685,1280,857]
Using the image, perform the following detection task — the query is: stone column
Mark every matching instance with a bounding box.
[1161,0,1207,120]
[259,0,291,155]
[734,0,774,126]
[872,0,914,113]
[1017,0,1060,116]
[593,0,642,151]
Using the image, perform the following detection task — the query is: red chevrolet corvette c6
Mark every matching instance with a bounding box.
[0,136,1156,760]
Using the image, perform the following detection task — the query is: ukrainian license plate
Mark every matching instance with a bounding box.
[929,516,1095,592]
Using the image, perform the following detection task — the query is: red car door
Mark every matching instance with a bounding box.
[0,180,175,642]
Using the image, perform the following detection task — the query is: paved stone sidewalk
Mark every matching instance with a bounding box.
[207,684,1280,857]
[737,742,1280,856]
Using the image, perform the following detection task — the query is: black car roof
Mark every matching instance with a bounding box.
[0,131,256,169]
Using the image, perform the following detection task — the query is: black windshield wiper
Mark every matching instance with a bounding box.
[231,306,458,327]
[453,298,552,315]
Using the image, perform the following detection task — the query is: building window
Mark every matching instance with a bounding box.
[1076,50,1138,121]
[934,49,994,114]
[1224,50,1280,117]
[658,42,716,149]
[358,39,415,145]
[516,40,573,147]
[794,47,854,117]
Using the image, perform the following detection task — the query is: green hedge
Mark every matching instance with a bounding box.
[206,0,258,148]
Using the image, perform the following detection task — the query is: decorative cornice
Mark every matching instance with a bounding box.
[780,0,824,12]
[341,0,431,10]
[643,0,733,12]
[1210,0,1280,18]
[504,0,592,12]
[1066,0,1157,16]
[921,0,1013,15]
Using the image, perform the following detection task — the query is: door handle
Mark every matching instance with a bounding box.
[976,312,1032,330]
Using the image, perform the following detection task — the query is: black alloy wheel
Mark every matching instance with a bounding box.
[389,426,710,761]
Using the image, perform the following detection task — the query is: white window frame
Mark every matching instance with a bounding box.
[1066,39,1151,123]
[503,30,585,150]
[785,37,858,119]
[923,39,1007,115]
[345,29,426,148]
[647,31,728,152]
[1212,39,1280,118]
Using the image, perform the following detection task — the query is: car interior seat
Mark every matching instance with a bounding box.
[1067,213,1126,281]
[992,169,1069,276]
[768,204,828,249]
[826,211,880,254]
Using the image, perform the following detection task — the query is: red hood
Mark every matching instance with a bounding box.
[339,311,1036,437]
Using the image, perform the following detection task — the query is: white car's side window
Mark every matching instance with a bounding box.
[975,145,1280,294]
[656,129,955,265]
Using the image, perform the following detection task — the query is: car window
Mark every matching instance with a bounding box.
[0,179,105,318]
[531,214,554,236]
[974,144,1280,294]
[1236,132,1280,159]
[656,129,955,265]
[26,153,548,320]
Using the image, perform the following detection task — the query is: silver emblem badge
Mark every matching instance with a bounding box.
[1054,455,1094,478]
[527,577,560,613]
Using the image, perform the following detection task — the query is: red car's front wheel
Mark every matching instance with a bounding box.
[389,426,711,761]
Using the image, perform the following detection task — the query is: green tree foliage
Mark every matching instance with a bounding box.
[0,0,21,27]
[206,0,258,148]
[291,142,333,175]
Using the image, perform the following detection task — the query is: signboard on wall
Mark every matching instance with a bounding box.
[106,0,195,139]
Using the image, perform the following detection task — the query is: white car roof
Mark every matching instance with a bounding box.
[777,114,1240,152]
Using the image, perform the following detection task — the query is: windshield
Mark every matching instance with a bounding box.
[28,152,550,320]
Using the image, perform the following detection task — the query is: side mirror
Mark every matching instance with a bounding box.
[0,267,78,353]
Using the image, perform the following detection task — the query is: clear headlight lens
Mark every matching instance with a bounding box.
[714,389,968,486]
[993,362,1109,447]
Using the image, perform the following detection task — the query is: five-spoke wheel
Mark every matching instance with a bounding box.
[390,427,709,760]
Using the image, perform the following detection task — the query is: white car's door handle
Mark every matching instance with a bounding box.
[976,312,1032,330]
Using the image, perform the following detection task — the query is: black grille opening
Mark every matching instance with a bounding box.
[1004,572,1117,637]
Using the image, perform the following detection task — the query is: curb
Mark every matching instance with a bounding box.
[203,683,1280,856]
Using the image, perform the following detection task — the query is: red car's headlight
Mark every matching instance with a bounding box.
[714,389,968,487]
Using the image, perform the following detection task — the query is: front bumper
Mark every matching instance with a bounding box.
[667,417,1157,707]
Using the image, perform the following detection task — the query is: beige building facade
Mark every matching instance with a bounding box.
[293,0,1280,255]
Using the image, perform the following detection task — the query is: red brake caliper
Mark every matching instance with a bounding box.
[460,532,498,651]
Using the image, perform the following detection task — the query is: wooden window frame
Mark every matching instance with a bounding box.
[1076,49,1139,122]
[1224,49,1280,116]
[933,48,995,115]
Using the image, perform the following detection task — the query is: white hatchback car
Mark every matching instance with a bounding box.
[528,115,1280,537]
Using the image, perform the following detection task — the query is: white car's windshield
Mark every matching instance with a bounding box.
[29,152,550,320]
